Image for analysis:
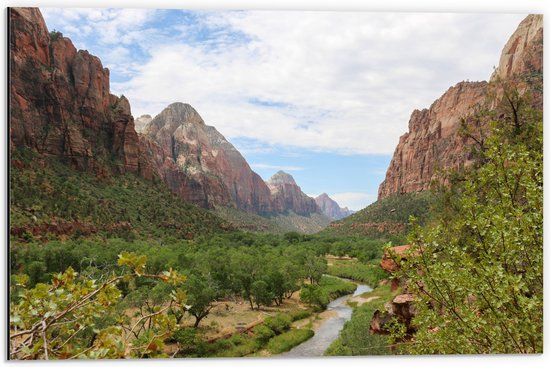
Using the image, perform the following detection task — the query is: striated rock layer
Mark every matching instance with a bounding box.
[9,7,146,175]
[9,7,322,218]
[141,103,275,213]
[378,14,543,200]
[267,171,321,216]
[314,193,353,220]
[378,81,488,199]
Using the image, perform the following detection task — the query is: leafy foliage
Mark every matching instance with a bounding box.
[10,149,229,241]
[390,86,543,354]
[266,329,314,354]
[300,276,357,310]
[327,259,388,287]
[9,252,185,360]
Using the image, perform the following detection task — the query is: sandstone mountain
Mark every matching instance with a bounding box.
[378,14,543,200]
[140,102,275,214]
[134,114,152,133]
[9,7,324,227]
[314,193,353,220]
[9,8,147,177]
[267,171,321,216]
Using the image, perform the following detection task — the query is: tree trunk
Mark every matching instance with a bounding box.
[193,315,204,328]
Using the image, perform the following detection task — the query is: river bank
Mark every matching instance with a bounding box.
[279,280,373,357]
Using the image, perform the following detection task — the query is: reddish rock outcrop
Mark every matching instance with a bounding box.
[141,102,275,213]
[370,294,417,335]
[267,171,321,216]
[380,244,413,273]
[9,7,144,175]
[378,81,488,199]
[378,14,543,200]
[314,193,353,220]
[491,15,543,82]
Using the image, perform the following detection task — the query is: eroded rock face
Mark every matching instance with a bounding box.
[370,294,417,336]
[491,14,543,82]
[267,171,320,216]
[378,14,543,200]
[134,114,152,133]
[142,103,274,213]
[378,81,488,199]
[314,193,353,220]
[9,7,142,175]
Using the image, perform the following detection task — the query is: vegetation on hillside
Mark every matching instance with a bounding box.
[214,206,331,234]
[10,148,229,240]
[323,191,437,241]
[327,259,388,288]
[388,86,543,354]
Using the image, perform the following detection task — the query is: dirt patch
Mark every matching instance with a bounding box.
[348,295,380,306]
[292,309,338,332]
[176,291,305,340]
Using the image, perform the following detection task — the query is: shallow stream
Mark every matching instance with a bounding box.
[280,280,372,357]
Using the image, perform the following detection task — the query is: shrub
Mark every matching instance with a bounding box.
[253,324,275,343]
[266,329,314,354]
[264,314,292,335]
[289,309,312,321]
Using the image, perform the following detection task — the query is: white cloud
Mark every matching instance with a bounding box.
[41,8,160,79]
[41,10,526,154]
[329,192,377,211]
[250,163,304,171]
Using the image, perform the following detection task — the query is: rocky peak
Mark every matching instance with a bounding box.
[491,14,543,82]
[315,193,353,220]
[378,15,543,200]
[134,114,152,133]
[9,7,142,175]
[317,193,330,200]
[267,170,297,190]
[143,102,204,138]
[140,102,276,213]
[266,171,320,215]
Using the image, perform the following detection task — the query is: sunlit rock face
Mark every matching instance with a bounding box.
[9,7,142,175]
[378,15,543,200]
[267,171,320,216]
[141,102,275,213]
[315,193,353,220]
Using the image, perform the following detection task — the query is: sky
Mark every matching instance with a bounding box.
[40,8,526,210]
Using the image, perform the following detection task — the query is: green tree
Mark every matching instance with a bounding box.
[251,280,273,309]
[185,274,218,328]
[390,88,543,354]
[303,255,327,285]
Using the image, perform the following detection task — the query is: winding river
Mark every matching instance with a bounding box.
[280,281,372,357]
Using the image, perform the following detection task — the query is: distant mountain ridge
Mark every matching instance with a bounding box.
[267,171,321,216]
[314,193,354,220]
[139,104,324,218]
[8,7,329,234]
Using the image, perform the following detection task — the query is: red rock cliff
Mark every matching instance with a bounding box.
[378,14,543,200]
[141,102,275,214]
[9,7,143,175]
[267,171,321,216]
